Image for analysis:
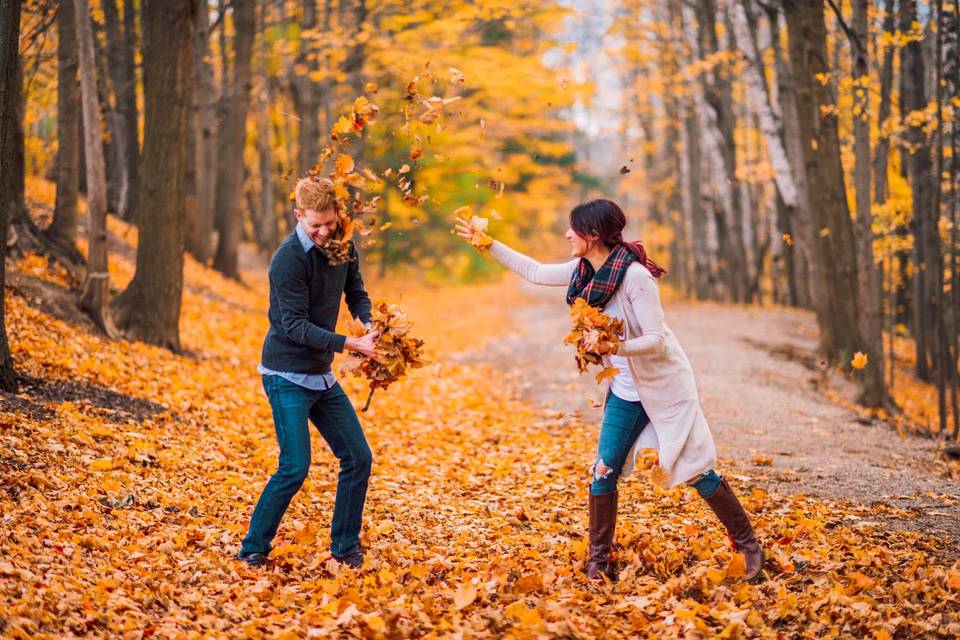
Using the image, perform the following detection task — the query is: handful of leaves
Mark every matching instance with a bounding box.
[453,208,493,252]
[564,298,623,384]
[340,302,427,410]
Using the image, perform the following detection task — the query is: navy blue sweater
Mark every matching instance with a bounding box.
[260,232,373,374]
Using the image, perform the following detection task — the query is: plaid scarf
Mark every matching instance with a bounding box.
[566,242,665,308]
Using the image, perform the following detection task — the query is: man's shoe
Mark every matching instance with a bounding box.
[236,551,269,568]
[332,545,364,569]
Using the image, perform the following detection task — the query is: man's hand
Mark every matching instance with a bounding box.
[345,330,379,359]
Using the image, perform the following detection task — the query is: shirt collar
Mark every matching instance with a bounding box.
[295,222,315,253]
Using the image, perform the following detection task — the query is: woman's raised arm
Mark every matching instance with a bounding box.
[489,240,577,286]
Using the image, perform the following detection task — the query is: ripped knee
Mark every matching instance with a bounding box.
[591,458,615,482]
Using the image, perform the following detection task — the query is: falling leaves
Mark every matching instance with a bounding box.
[563,298,624,380]
[851,351,868,369]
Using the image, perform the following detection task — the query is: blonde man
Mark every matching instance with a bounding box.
[238,177,378,568]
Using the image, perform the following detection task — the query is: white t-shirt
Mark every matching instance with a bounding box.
[603,297,641,401]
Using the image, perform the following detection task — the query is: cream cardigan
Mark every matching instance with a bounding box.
[490,241,717,487]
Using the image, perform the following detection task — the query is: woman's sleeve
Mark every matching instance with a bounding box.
[489,240,577,286]
[618,269,667,356]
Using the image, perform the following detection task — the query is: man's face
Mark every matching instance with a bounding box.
[295,207,339,246]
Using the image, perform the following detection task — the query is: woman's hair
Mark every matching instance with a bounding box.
[569,199,628,249]
[295,176,339,213]
[569,198,667,277]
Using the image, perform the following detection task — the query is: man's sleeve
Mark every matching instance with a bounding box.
[272,250,348,352]
[344,243,373,325]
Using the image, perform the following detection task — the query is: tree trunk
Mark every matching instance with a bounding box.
[784,0,864,364]
[187,2,217,263]
[101,0,139,221]
[695,0,750,303]
[256,92,278,252]
[112,0,198,351]
[849,0,887,407]
[293,0,320,175]
[901,0,942,382]
[75,0,119,338]
[766,2,814,310]
[873,0,896,205]
[0,0,22,391]
[212,0,256,279]
[48,0,82,261]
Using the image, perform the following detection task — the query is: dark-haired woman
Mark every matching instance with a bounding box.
[456,200,763,582]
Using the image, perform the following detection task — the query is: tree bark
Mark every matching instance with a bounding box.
[212,0,256,279]
[75,0,119,338]
[783,0,864,364]
[767,2,814,309]
[901,0,942,382]
[849,0,887,406]
[873,0,896,205]
[48,0,82,261]
[293,0,320,175]
[101,0,138,220]
[112,0,198,351]
[187,2,217,263]
[256,90,278,252]
[695,0,750,303]
[0,0,22,392]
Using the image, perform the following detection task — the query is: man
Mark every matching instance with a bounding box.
[237,176,379,569]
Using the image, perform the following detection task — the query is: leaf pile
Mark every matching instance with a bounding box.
[2,192,959,638]
[340,301,426,408]
[564,297,624,383]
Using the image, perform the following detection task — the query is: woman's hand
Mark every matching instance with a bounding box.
[454,216,477,242]
[345,330,380,359]
[588,340,620,356]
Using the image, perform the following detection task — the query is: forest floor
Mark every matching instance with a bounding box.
[1,206,959,638]
[458,283,960,561]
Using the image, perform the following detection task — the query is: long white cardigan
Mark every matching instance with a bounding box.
[490,241,717,487]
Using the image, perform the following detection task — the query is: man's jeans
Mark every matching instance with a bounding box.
[592,391,722,498]
[241,376,372,558]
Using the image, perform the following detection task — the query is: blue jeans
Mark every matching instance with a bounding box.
[592,391,722,498]
[241,376,372,557]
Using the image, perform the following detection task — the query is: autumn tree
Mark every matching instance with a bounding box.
[46,0,82,263]
[75,0,119,337]
[112,0,198,350]
[212,0,256,279]
[828,0,887,406]
[783,0,864,365]
[100,0,139,221]
[0,0,21,392]
[186,1,218,263]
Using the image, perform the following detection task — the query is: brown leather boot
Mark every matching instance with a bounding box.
[702,477,764,581]
[585,491,618,581]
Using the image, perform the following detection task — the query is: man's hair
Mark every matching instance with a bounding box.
[295,176,338,213]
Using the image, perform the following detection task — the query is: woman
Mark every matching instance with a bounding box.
[455,199,763,582]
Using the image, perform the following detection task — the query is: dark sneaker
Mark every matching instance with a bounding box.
[236,551,269,567]
[332,545,364,569]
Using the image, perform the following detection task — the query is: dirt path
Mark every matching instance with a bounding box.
[456,282,960,559]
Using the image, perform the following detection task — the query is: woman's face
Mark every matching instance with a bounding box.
[565,227,595,257]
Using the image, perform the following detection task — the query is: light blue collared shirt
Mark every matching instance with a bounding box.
[258,223,338,391]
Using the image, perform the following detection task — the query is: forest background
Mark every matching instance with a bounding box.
[1,0,960,637]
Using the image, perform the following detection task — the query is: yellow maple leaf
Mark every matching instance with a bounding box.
[851,351,868,369]
[595,366,619,384]
[452,582,477,610]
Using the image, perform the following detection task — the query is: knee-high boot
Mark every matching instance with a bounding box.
[585,490,618,580]
[702,477,764,581]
